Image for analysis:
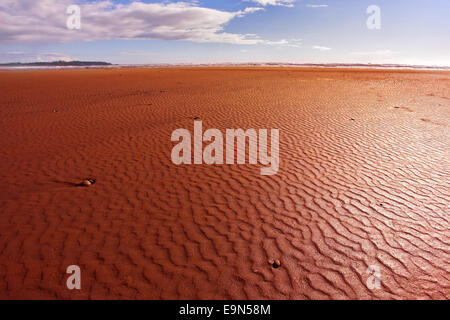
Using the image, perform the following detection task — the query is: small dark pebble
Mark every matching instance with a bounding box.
[194,117,200,120]
[350,118,355,121]
[271,259,281,269]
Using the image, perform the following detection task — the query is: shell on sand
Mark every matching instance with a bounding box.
[81,180,92,187]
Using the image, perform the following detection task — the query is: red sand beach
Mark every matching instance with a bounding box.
[0,67,448,299]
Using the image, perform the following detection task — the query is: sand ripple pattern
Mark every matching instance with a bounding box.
[0,68,449,299]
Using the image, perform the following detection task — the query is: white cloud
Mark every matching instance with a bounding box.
[306,4,328,8]
[312,45,331,51]
[0,0,289,45]
[37,54,73,62]
[265,38,302,47]
[0,51,74,62]
[246,0,297,7]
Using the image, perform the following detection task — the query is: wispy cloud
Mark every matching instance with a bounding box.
[312,45,331,51]
[0,0,294,46]
[306,4,328,8]
[265,38,302,47]
[246,0,297,7]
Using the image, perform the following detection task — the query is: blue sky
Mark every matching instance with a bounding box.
[0,0,449,66]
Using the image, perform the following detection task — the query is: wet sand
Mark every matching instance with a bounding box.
[0,67,449,299]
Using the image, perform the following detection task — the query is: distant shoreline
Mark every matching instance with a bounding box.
[1,62,449,71]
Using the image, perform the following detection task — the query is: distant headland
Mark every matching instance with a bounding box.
[0,60,112,67]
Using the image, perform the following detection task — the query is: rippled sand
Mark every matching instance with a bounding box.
[0,68,448,299]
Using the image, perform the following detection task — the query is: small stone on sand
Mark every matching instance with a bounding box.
[77,178,96,187]
[268,259,281,269]
[272,259,281,269]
